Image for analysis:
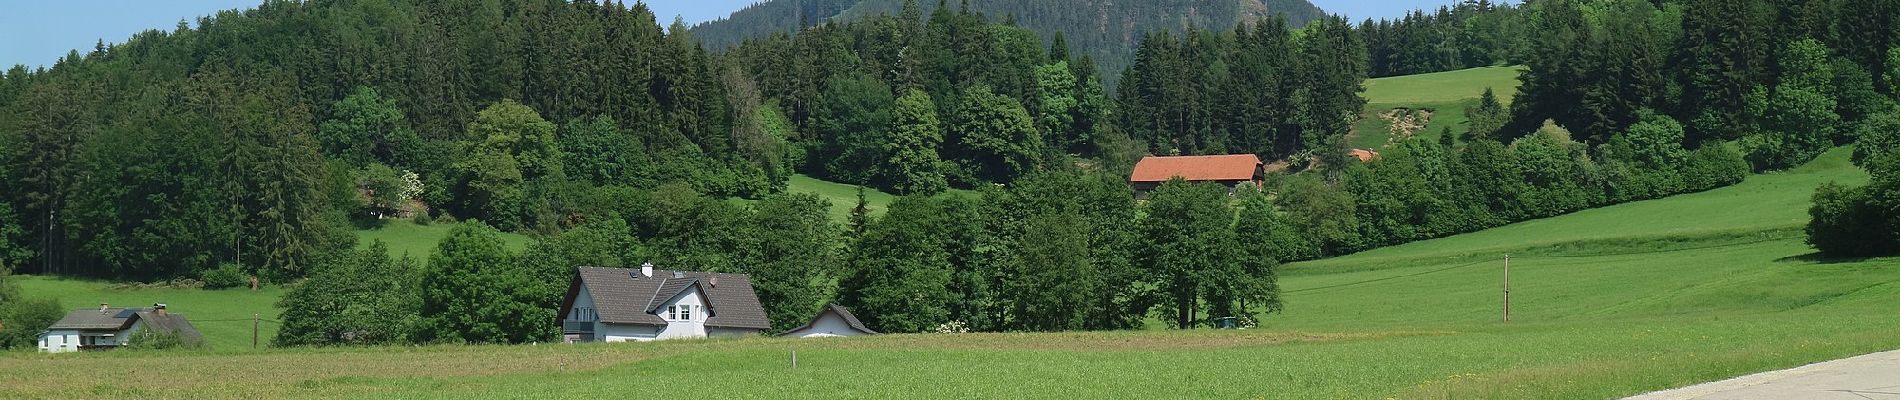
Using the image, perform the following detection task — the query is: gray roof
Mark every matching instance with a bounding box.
[563,266,771,330]
[134,311,204,345]
[780,304,878,336]
[47,308,141,331]
[46,308,203,344]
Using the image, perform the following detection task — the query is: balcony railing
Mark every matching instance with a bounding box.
[563,320,594,333]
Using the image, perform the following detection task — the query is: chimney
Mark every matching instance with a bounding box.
[99,303,109,314]
[710,277,719,288]
[641,261,654,279]
[673,271,684,279]
[153,303,168,317]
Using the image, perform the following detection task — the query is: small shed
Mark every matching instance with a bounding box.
[780,304,878,338]
[1350,149,1382,162]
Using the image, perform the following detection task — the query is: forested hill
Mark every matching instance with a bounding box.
[687,0,865,51]
[692,0,1329,85]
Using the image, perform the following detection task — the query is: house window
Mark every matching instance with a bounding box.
[679,305,693,321]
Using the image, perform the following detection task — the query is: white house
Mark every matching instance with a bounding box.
[780,304,878,338]
[38,304,202,353]
[558,264,770,342]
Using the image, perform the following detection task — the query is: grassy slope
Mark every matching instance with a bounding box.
[7,150,1897,399]
[353,220,532,260]
[785,174,896,223]
[772,174,977,223]
[1352,66,1524,149]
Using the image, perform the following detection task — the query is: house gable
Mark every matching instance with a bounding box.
[782,304,878,338]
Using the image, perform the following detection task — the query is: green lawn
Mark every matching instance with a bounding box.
[1353,66,1524,150]
[7,149,1897,398]
[771,174,977,223]
[353,220,532,260]
[785,174,897,223]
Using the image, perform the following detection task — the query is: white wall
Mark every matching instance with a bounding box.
[568,285,597,324]
[785,311,868,338]
[38,330,79,353]
[654,286,707,340]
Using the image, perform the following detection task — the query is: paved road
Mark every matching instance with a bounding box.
[1627,350,1900,400]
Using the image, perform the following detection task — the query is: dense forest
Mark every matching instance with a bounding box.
[1,0,1898,346]
[695,0,1329,86]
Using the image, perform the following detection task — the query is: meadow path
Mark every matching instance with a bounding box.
[1626,350,1900,399]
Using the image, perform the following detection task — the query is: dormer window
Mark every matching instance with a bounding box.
[665,305,696,321]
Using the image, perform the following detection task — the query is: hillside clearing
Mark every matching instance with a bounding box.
[353,220,533,260]
[1352,66,1524,149]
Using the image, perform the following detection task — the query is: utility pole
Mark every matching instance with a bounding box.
[1502,255,1511,323]
[252,313,259,349]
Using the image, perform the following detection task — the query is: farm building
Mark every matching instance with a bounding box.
[1351,149,1381,162]
[558,264,770,342]
[1130,154,1266,194]
[37,304,202,353]
[780,304,878,338]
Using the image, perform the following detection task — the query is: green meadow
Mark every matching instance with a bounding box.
[353,220,533,260]
[1352,66,1524,149]
[7,148,1895,399]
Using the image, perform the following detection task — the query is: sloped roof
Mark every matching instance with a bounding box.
[47,308,141,331]
[135,311,204,345]
[780,304,878,336]
[1130,154,1263,183]
[46,308,203,344]
[564,266,771,330]
[1350,149,1381,162]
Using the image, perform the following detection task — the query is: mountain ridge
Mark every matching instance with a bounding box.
[691,0,1330,85]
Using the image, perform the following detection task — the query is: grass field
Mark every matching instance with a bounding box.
[1352,66,1524,149]
[776,174,977,223]
[7,149,1896,399]
[785,174,897,222]
[353,220,532,260]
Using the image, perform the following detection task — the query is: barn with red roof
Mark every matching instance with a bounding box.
[1129,154,1265,194]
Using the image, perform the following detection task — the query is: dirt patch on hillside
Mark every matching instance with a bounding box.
[1380,108,1436,142]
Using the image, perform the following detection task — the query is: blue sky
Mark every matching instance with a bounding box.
[3,0,1495,69]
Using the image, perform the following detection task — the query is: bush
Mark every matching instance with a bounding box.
[413,211,434,226]
[125,327,197,350]
[200,263,248,290]
[1807,183,1895,257]
[0,296,63,349]
[275,242,421,347]
[1682,142,1750,192]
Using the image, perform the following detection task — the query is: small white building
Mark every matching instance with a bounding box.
[558,264,770,342]
[780,304,878,338]
[38,304,202,353]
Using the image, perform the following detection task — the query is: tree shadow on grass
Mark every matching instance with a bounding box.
[1777,252,1887,265]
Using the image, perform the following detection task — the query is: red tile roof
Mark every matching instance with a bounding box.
[1350,149,1381,162]
[1130,154,1263,183]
